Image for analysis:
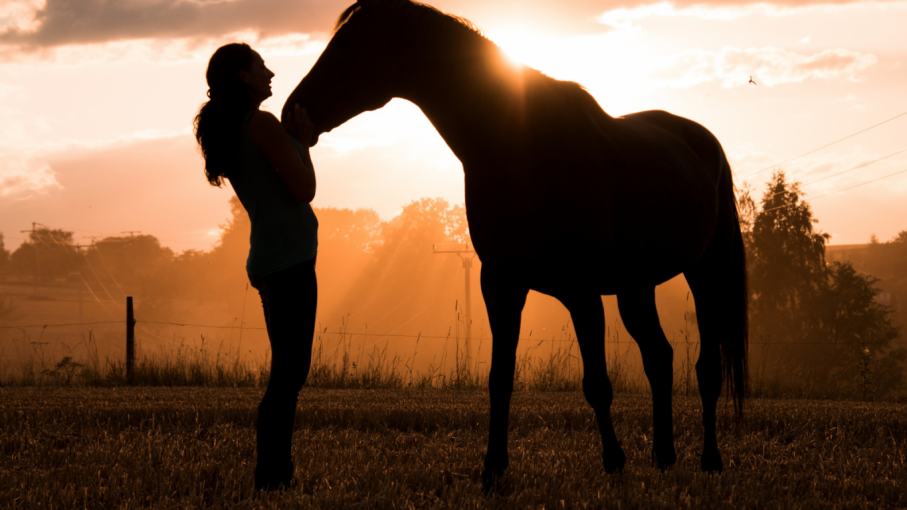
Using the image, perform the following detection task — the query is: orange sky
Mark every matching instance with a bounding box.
[1,0,906,252]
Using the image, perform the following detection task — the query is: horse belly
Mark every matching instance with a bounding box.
[463,120,718,291]
[611,154,718,280]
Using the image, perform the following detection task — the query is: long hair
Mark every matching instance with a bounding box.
[194,43,255,186]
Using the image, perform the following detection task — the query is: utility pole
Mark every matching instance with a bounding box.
[121,231,141,238]
[20,222,43,297]
[433,242,477,362]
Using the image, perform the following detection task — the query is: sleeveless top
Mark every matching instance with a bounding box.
[229,112,318,278]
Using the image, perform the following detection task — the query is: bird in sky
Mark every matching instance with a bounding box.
[749,75,757,85]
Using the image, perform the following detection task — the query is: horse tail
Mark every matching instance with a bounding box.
[724,157,749,420]
[688,145,749,421]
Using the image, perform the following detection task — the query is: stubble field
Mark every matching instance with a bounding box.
[1,388,905,509]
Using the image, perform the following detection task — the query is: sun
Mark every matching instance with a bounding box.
[486,27,549,69]
[484,26,584,82]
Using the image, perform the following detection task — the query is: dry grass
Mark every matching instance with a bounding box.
[1,387,905,509]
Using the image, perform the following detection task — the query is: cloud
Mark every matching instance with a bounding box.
[0,127,192,201]
[0,30,324,64]
[0,157,59,199]
[0,0,44,33]
[0,133,233,252]
[7,0,903,53]
[654,46,878,88]
[0,0,343,50]
[599,2,758,29]
[597,0,907,29]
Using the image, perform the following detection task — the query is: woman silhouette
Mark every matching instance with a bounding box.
[194,43,318,491]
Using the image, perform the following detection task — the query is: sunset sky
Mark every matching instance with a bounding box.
[1,0,905,253]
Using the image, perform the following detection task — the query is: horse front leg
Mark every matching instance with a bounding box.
[560,293,626,473]
[480,264,528,493]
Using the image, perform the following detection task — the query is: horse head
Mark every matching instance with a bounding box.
[283,0,414,146]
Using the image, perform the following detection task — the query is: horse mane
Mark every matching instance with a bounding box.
[336,0,479,34]
[337,0,612,120]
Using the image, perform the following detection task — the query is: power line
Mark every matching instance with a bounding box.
[0,321,122,329]
[760,148,907,202]
[29,232,119,318]
[741,110,907,178]
[763,166,907,214]
[87,238,128,299]
[805,167,907,201]
[3,320,905,347]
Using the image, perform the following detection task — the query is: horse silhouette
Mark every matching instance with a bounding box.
[284,0,748,490]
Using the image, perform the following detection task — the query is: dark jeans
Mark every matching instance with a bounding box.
[249,258,317,489]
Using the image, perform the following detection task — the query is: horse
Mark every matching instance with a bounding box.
[284,0,748,490]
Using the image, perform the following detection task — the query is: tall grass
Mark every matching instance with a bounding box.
[1,321,904,401]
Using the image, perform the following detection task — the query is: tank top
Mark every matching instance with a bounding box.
[229,112,318,278]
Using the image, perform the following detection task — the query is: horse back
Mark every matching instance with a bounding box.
[595,110,722,283]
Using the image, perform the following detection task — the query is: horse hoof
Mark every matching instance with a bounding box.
[701,452,724,473]
[481,467,504,495]
[603,448,627,474]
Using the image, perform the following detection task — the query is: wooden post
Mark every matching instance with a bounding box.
[126,296,135,383]
[462,256,472,359]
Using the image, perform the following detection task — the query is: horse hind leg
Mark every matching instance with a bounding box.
[480,264,529,493]
[685,270,726,473]
[617,287,677,470]
[561,293,626,473]
[685,215,748,473]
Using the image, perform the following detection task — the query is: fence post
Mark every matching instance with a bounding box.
[126,296,135,384]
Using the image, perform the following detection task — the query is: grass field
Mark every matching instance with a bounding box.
[2,387,905,509]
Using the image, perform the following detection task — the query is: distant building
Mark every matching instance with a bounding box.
[826,243,903,317]
[825,244,869,264]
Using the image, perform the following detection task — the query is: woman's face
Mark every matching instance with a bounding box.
[239,51,275,105]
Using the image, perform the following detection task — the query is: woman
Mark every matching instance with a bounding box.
[194,43,318,491]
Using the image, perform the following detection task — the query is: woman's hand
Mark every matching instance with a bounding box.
[283,103,315,147]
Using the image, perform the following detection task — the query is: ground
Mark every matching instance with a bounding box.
[1,388,904,509]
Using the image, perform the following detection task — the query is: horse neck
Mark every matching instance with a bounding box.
[399,41,523,165]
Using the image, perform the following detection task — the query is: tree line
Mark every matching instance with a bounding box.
[1,170,904,392]
[740,171,905,391]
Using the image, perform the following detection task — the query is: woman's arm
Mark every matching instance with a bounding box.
[248,108,316,203]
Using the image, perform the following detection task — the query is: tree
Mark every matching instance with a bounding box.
[10,227,81,282]
[747,171,904,393]
[325,198,471,334]
[736,181,757,235]
[854,230,907,331]
[83,235,175,298]
[824,263,897,350]
[822,262,904,387]
[748,171,829,345]
[317,207,381,254]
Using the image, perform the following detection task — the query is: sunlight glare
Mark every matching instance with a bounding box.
[483,27,657,116]
[486,27,549,70]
